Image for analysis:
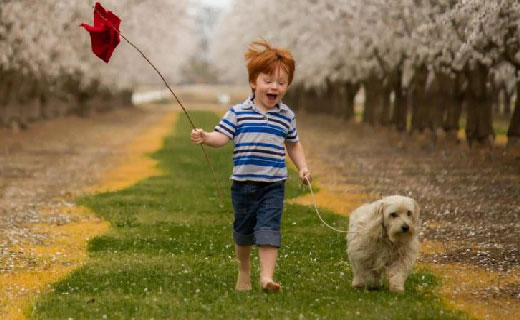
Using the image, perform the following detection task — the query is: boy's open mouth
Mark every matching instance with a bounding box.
[266,93,278,101]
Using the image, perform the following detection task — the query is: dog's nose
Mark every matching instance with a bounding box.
[401,224,409,232]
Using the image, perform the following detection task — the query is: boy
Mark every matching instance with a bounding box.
[191,40,311,292]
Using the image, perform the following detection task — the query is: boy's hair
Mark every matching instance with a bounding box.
[244,39,295,86]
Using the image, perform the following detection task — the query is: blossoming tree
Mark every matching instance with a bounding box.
[0,0,198,127]
[211,0,520,147]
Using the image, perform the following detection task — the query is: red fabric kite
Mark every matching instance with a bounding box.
[80,2,121,63]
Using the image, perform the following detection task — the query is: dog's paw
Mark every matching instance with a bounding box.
[388,284,405,293]
[352,278,365,289]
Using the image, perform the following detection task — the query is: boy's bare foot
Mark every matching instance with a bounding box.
[261,278,281,292]
[235,282,252,291]
[235,271,252,291]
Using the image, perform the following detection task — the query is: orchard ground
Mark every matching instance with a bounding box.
[0,85,518,319]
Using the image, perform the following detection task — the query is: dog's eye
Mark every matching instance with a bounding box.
[407,211,412,216]
[390,212,398,218]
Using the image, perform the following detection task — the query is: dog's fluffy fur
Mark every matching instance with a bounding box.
[346,195,420,292]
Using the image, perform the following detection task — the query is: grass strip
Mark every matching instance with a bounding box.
[30,111,470,319]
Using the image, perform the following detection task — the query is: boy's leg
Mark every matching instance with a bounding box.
[259,245,281,291]
[231,181,257,291]
[255,182,284,292]
[235,244,252,291]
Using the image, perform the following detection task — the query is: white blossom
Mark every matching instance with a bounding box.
[0,0,199,92]
[210,0,520,88]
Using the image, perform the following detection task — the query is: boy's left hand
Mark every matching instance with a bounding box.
[299,168,311,185]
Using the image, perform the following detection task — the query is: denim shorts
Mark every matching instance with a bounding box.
[231,180,285,248]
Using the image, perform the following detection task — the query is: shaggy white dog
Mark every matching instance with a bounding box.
[346,195,420,292]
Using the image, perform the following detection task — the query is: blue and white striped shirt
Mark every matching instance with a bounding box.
[215,94,299,182]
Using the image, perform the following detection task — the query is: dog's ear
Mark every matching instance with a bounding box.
[412,199,421,227]
[372,200,386,237]
[376,200,385,219]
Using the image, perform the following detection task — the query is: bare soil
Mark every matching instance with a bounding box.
[296,111,520,302]
[0,104,171,273]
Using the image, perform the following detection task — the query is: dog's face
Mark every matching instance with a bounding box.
[378,196,420,243]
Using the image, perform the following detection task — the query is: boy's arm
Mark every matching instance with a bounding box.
[191,129,230,147]
[285,141,311,184]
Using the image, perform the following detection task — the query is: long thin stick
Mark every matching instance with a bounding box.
[92,6,224,204]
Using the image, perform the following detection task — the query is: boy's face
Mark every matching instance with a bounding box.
[250,67,289,111]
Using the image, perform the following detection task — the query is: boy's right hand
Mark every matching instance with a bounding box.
[191,128,206,144]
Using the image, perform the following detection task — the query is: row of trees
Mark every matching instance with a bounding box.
[0,0,198,128]
[211,0,520,147]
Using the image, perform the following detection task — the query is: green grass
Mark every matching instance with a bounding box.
[29,111,470,319]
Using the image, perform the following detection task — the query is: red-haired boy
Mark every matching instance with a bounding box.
[191,40,311,292]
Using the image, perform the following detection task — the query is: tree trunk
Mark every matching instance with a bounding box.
[507,80,520,148]
[363,77,383,126]
[392,70,407,132]
[39,77,53,119]
[504,87,511,115]
[465,65,494,146]
[431,73,456,136]
[311,87,324,113]
[443,74,464,141]
[286,86,304,111]
[325,81,344,117]
[282,87,294,108]
[409,66,428,134]
[0,69,8,106]
[4,72,25,127]
[22,77,43,123]
[379,86,392,126]
[300,87,322,113]
[0,69,8,125]
[296,86,307,112]
[491,88,501,114]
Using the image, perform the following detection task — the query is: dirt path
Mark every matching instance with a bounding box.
[0,104,177,318]
[293,111,520,320]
